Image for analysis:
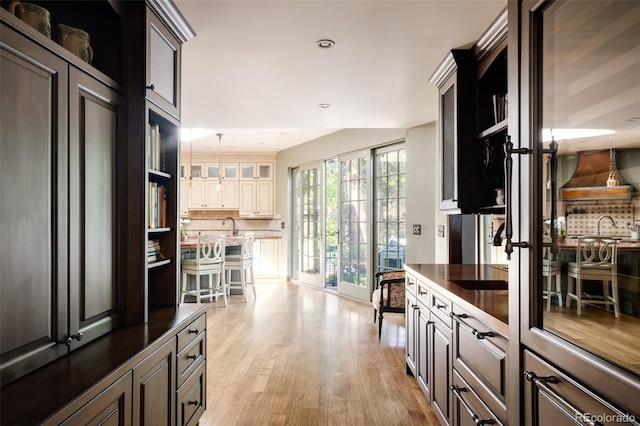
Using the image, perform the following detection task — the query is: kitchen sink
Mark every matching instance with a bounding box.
[450,279,508,291]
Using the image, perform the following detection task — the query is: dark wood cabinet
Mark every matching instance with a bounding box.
[133,338,176,426]
[1,1,203,424]
[0,13,124,383]
[430,10,507,214]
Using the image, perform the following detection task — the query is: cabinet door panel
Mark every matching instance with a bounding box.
[133,339,175,426]
[417,304,431,399]
[146,9,180,117]
[255,180,274,216]
[431,317,452,425]
[56,371,132,426]
[0,27,69,384]
[68,68,123,349]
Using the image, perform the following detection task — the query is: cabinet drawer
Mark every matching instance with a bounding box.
[177,360,206,426]
[452,370,503,426]
[451,306,507,422]
[177,314,206,353]
[431,289,452,328]
[177,330,205,388]
[416,279,429,306]
[405,272,418,298]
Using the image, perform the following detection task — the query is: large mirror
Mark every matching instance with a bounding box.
[538,0,640,376]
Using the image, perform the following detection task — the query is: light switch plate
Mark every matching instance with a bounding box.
[413,224,422,235]
[438,225,445,237]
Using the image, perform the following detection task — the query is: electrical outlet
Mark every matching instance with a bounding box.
[280,222,285,229]
[438,225,445,237]
[413,224,422,235]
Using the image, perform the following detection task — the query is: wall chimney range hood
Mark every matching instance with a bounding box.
[560,150,632,200]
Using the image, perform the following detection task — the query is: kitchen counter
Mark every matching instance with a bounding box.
[405,263,509,336]
[558,237,640,251]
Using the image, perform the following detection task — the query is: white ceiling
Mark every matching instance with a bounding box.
[175,0,507,153]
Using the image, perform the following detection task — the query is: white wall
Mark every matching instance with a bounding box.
[275,124,441,278]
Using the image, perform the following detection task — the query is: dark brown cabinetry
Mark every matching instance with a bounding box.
[1,11,124,383]
[430,10,507,214]
[1,1,203,424]
[510,1,639,424]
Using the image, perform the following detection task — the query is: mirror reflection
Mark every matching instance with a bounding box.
[539,1,640,376]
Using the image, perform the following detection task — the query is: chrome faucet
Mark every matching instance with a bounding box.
[597,215,617,236]
[222,217,238,236]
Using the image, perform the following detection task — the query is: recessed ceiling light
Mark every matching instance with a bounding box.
[316,39,335,49]
[319,103,331,108]
[628,117,640,122]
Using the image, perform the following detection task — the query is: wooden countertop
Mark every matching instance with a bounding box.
[1,304,208,425]
[405,263,509,336]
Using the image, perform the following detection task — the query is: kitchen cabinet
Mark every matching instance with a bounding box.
[1,11,124,383]
[405,272,419,377]
[510,1,640,424]
[180,180,189,216]
[132,338,176,425]
[405,264,509,426]
[429,11,507,214]
[240,162,273,180]
[239,179,274,217]
[253,238,280,277]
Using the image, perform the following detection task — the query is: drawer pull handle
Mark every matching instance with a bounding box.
[451,313,494,339]
[188,329,199,334]
[436,304,447,309]
[450,385,496,425]
[408,279,415,286]
[524,371,605,426]
[187,354,198,360]
[146,84,155,91]
[187,400,199,406]
[418,289,427,295]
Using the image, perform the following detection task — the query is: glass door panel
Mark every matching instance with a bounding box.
[536,0,640,377]
[298,162,323,288]
[338,151,371,301]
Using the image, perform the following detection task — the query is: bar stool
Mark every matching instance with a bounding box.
[181,234,227,305]
[225,233,256,301]
[542,255,562,311]
[566,236,619,318]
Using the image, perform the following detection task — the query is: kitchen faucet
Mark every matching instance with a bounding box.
[596,215,617,236]
[222,217,238,236]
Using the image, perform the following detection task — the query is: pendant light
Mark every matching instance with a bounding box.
[216,133,223,192]
[606,135,619,187]
[188,129,194,188]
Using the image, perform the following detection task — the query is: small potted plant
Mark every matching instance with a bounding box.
[180,218,190,242]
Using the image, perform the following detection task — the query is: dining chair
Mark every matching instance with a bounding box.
[224,233,256,301]
[566,236,619,318]
[181,234,227,305]
[372,269,406,338]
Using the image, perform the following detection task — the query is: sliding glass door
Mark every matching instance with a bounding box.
[294,162,324,288]
[337,150,371,301]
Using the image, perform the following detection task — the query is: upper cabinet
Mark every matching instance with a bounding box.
[430,10,508,214]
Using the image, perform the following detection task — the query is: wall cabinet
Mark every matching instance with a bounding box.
[430,12,507,214]
[1,13,124,383]
[239,180,274,217]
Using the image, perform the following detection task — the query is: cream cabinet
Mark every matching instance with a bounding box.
[240,162,273,180]
[180,180,189,216]
[253,238,280,277]
[239,180,274,217]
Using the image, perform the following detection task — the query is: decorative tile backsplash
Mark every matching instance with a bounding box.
[565,203,636,236]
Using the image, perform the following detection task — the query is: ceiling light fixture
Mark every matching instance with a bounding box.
[319,103,331,108]
[316,39,335,49]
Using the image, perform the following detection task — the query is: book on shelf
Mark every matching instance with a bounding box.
[147,182,167,228]
[147,239,163,263]
[146,123,166,172]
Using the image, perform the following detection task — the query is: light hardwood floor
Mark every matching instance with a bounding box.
[199,280,438,426]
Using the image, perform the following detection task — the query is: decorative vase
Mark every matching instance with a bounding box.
[181,234,188,242]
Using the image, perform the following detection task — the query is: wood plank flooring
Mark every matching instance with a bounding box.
[199,280,438,426]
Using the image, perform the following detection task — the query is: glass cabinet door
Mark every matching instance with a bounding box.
[534,0,640,378]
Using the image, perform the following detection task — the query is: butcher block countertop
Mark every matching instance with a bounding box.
[405,263,509,336]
